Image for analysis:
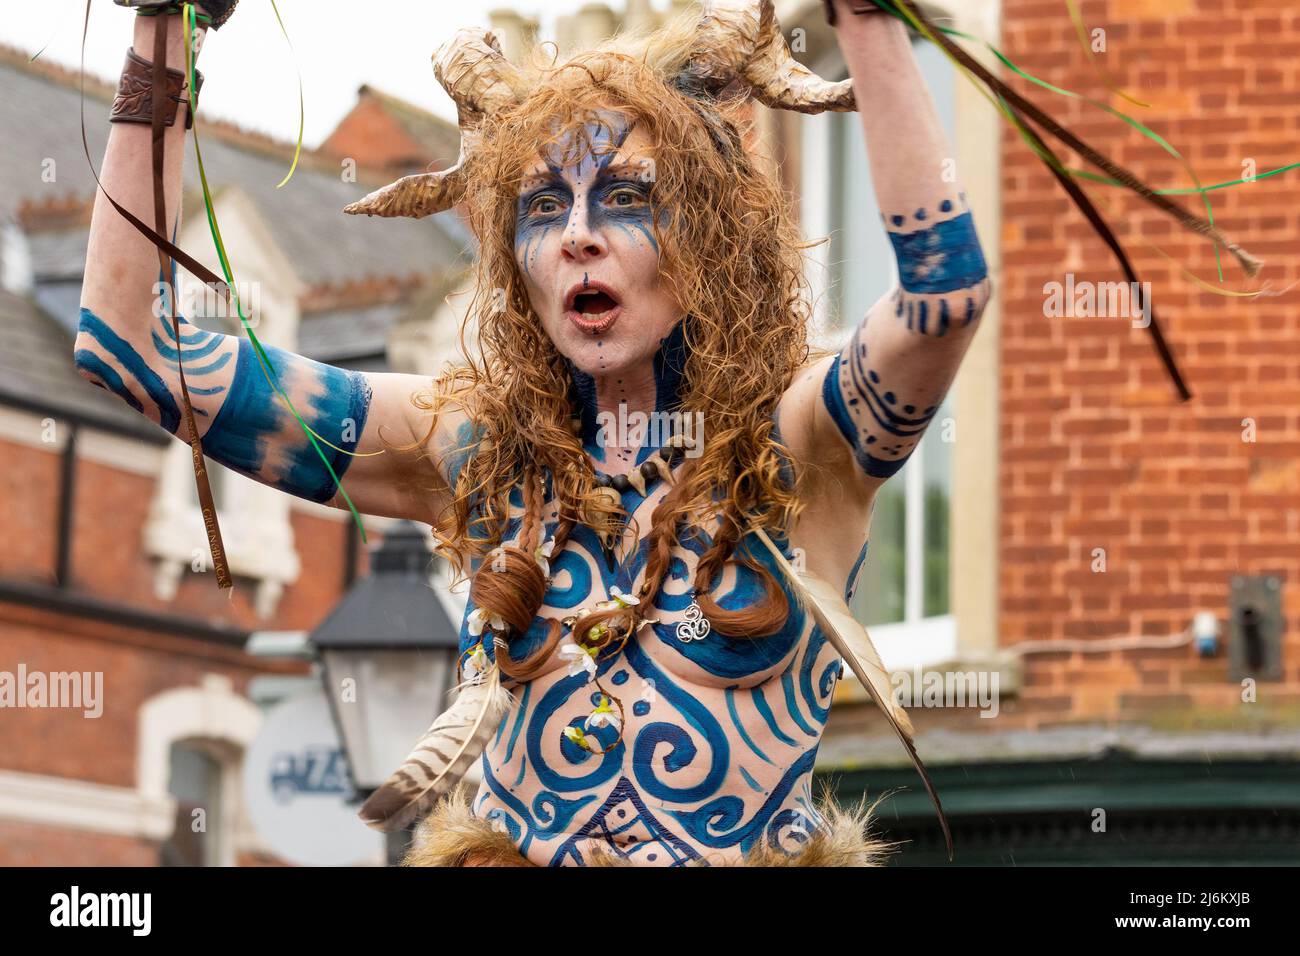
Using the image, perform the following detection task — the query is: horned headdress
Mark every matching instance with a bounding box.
[343,0,856,220]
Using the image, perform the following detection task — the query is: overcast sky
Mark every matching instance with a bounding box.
[0,1,668,146]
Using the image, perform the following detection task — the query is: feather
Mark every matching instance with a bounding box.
[358,665,512,833]
[754,528,954,861]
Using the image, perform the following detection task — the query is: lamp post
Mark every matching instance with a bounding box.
[308,520,462,865]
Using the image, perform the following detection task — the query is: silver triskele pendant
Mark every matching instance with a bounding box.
[676,601,711,642]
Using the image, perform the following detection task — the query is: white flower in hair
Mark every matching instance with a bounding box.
[534,538,555,578]
[558,641,598,681]
[466,606,505,637]
[609,585,639,608]
[461,642,489,682]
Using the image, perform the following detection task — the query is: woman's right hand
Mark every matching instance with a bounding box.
[113,1,241,31]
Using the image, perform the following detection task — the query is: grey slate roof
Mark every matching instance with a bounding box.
[0,286,162,440]
[0,47,470,288]
[26,227,91,336]
[297,300,408,365]
[27,228,88,281]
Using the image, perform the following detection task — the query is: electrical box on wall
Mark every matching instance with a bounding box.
[1228,575,1284,682]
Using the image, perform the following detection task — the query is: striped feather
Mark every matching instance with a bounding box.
[754,528,953,861]
[358,665,512,832]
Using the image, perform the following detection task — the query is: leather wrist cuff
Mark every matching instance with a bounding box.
[823,0,891,27]
[109,48,204,130]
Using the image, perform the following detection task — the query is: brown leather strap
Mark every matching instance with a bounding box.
[148,14,233,590]
[1008,107,1188,400]
[110,47,204,130]
[81,8,231,317]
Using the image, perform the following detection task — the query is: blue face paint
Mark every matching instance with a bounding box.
[201,338,371,503]
[514,113,662,273]
[515,180,571,278]
[588,174,659,253]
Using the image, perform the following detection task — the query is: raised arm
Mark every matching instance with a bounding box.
[74,7,458,524]
[782,2,992,508]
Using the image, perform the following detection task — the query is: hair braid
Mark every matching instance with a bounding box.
[471,467,561,680]
[692,501,789,638]
[566,458,699,651]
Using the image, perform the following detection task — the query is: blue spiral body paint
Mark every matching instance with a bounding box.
[821,200,988,479]
[201,339,371,503]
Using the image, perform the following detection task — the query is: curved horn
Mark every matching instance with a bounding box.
[685,0,765,94]
[344,30,524,219]
[743,1,855,113]
[687,0,855,114]
[433,27,527,120]
[342,165,468,219]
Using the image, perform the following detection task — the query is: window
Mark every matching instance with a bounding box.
[160,740,225,867]
[851,393,953,627]
[805,37,959,661]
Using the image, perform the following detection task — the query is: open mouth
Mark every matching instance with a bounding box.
[566,283,622,335]
[573,290,618,315]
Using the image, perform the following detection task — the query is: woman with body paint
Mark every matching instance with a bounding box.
[77,0,990,866]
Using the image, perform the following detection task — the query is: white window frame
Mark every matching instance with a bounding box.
[138,675,264,867]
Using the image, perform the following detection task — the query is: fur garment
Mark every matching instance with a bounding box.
[401,788,898,867]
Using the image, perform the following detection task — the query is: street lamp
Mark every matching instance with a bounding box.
[308,520,461,862]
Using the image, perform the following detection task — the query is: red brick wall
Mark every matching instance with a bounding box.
[0,437,61,584]
[0,435,362,778]
[0,600,308,866]
[69,453,360,631]
[0,819,159,867]
[998,0,1300,727]
[0,430,351,865]
[0,438,362,631]
[0,602,307,787]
